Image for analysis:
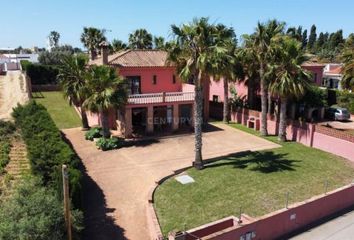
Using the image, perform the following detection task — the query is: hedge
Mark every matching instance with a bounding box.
[25,63,59,85]
[0,121,16,173]
[336,90,354,114]
[12,101,82,208]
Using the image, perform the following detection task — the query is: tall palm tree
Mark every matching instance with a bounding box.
[83,65,127,138]
[111,39,127,53]
[153,36,166,50]
[243,20,285,136]
[168,18,232,169]
[57,54,90,130]
[269,37,311,141]
[80,27,106,60]
[212,25,244,123]
[128,29,153,49]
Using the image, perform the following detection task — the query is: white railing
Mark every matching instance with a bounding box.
[128,91,194,105]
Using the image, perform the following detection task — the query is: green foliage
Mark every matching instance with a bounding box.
[12,101,82,208]
[38,50,72,66]
[0,176,83,240]
[20,60,31,71]
[95,137,124,151]
[25,63,59,85]
[337,90,354,114]
[0,121,15,173]
[85,127,102,141]
[299,86,328,108]
[128,28,153,49]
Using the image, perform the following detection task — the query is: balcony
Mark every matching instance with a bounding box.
[127,91,194,105]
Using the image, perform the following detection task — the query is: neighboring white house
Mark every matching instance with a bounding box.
[2,53,39,64]
[323,63,343,89]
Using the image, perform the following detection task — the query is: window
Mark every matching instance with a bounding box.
[173,75,176,84]
[126,76,141,94]
[153,75,157,85]
[213,95,219,102]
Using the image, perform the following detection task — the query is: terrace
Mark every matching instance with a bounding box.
[127,91,194,105]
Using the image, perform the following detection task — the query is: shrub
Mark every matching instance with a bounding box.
[25,63,59,85]
[12,101,82,208]
[96,137,124,151]
[0,120,15,173]
[299,86,328,108]
[85,127,102,141]
[0,176,83,240]
[337,90,354,114]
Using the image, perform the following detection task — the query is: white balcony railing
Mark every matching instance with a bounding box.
[127,92,194,105]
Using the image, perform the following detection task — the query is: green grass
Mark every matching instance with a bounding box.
[32,91,81,129]
[154,123,354,235]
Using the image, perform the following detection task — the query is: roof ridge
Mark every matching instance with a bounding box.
[108,49,132,64]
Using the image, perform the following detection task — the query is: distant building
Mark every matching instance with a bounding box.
[323,63,343,89]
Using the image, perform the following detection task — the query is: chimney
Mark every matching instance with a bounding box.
[99,41,109,65]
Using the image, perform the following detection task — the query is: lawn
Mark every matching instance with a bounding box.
[154,123,354,235]
[32,91,81,129]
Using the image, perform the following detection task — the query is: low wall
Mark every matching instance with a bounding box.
[230,109,354,161]
[203,184,354,240]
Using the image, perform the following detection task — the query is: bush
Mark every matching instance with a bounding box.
[96,137,124,151]
[0,120,15,173]
[12,101,82,208]
[298,86,328,108]
[20,60,31,71]
[85,127,102,141]
[25,63,59,85]
[337,90,354,114]
[0,176,82,240]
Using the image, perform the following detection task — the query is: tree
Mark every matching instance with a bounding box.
[316,32,325,50]
[301,29,308,49]
[128,29,153,49]
[243,20,285,136]
[57,54,90,129]
[168,18,232,169]
[80,27,106,60]
[269,37,311,141]
[341,34,354,90]
[308,24,317,51]
[83,65,127,138]
[111,39,127,52]
[212,25,243,123]
[154,36,166,49]
[0,176,82,240]
[48,31,60,49]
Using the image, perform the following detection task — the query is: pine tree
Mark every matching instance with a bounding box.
[308,24,317,50]
[301,29,308,49]
[316,32,325,50]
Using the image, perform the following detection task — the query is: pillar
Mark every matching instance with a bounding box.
[147,105,154,134]
[124,107,132,138]
[172,104,179,131]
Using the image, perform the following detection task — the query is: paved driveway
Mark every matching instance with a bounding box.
[290,210,354,240]
[63,123,279,240]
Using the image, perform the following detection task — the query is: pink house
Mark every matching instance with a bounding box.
[209,62,325,104]
[89,48,195,137]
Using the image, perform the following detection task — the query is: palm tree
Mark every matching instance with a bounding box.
[341,35,354,91]
[212,25,244,123]
[153,36,166,50]
[168,18,232,169]
[111,39,127,53]
[57,54,90,130]
[128,29,153,49]
[269,37,311,141]
[83,65,127,138]
[80,27,106,60]
[243,20,284,136]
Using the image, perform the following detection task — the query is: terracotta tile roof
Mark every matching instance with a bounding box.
[327,66,342,74]
[89,49,171,67]
[301,61,325,67]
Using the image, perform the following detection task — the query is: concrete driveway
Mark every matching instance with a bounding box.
[63,123,279,240]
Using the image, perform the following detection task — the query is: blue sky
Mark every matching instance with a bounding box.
[2,0,354,49]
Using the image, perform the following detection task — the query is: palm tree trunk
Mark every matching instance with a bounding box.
[100,110,111,138]
[223,78,229,123]
[278,97,287,142]
[80,107,90,130]
[260,62,268,136]
[193,72,204,170]
[268,92,272,115]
